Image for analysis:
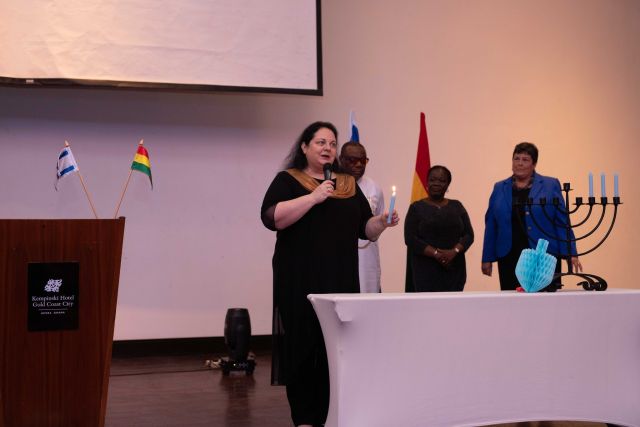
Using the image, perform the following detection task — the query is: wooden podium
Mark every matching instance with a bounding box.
[0,219,125,427]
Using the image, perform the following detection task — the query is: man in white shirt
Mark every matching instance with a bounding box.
[340,141,385,293]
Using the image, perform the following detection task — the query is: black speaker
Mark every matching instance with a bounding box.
[224,308,251,361]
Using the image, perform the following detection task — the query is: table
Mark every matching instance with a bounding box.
[308,290,640,427]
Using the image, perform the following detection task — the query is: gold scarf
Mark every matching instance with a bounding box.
[286,169,356,199]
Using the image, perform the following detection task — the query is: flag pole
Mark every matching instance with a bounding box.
[65,141,99,219]
[113,170,133,219]
[405,113,432,292]
[113,139,144,218]
[78,173,99,219]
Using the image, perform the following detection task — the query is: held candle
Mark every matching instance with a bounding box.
[600,173,606,198]
[387,186,396,224]
[614,173,619,197]
[588,172,593,198]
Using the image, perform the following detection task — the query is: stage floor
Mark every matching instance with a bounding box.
[105,351,609,427]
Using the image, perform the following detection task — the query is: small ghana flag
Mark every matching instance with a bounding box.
[131,140,152,188]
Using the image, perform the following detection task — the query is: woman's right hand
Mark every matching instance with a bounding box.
[481,262,493,276]
[436,249,457,267]
[273,180,333,229]
[310,179,334,204]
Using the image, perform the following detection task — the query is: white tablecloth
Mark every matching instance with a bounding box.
[308,290,640,427]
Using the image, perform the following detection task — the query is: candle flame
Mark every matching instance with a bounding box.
[392,185,396,194]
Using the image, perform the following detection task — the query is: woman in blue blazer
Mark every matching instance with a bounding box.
[481,142,582,290]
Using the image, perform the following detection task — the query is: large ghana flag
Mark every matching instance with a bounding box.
[405,113,432,292]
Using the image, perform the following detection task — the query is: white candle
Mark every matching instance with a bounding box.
[614,173,619,197]
[588,172,593,198]
[600,173,606,198]
[387,186,396,224]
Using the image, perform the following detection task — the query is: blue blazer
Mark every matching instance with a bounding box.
[482,173,577,262]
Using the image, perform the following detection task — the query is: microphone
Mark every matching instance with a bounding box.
[323,163,332,181]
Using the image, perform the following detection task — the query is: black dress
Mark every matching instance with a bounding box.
[404,199,474,292]
[261,170,372,426]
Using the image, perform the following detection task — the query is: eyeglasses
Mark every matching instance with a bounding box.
[342,156,369,165]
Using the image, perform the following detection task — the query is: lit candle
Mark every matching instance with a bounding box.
[387,186,396,224]
[614,173,619,197]
[600,173,606,198]
[588,172,593,198]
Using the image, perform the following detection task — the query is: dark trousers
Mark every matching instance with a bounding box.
[285,341,329,427]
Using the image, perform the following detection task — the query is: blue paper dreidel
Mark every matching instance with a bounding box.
[515,239,557,293]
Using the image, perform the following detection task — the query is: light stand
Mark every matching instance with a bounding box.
[220,308,256,375]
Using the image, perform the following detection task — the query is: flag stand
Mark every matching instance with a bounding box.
[78,172,99,219]
[113,170,133,219]
[405,112,431,292]
[113,139,152,218]
[60,140,98,219]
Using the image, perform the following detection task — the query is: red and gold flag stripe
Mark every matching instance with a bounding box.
[131,141,153,188]
[410,112,431,202]
[406,113,432,292]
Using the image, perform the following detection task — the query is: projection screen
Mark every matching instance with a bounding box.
[0,0,322,94]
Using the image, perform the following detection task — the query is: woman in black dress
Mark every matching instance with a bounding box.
[261,121,399,427]
[404,165,474,292]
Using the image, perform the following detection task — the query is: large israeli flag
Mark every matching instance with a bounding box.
[349,110,360,143]
[55,145,79,189]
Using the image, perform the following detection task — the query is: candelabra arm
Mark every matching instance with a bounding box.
[526,204,575,245]
[571,204,619,257]
[550,202,569,216]
[527,202,607,243]
[567,203,583,215]
[568,204,594,228]
[513,205,572,259]
[571,205,608,242]
[538,203,572,232]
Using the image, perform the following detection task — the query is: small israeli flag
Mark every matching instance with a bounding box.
[55,145,79,190]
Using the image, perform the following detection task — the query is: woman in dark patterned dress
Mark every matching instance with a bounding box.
[405,165,474,292]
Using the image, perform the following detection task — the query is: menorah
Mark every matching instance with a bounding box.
[515,181,622,291]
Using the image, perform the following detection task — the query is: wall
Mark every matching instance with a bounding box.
[1,0,638,339]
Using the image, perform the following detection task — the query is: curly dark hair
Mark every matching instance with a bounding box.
[283,121,340,170]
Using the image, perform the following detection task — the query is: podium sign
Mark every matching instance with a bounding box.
[28,262,79,331]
